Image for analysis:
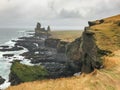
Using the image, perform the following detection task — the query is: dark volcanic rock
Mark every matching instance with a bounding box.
[66,29,102,73]
[0,76,5,85]
[0,46,23,51]
[9,72,22,85]
[45,38,60,48]
[0,45,9,48]
[47,26,51,32]
[84,27,90,31]
[57,41,68,53]
[35,22,48,36]
[88,19,104,26]
[3,54,14,57]
[115,20,120,26]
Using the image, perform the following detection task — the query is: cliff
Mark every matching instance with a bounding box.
[66,15,120,73]
[66,28,102,73]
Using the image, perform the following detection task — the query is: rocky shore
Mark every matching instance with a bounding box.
[8,23,78,85]
[6,21,105,86]
[0,76,5,85]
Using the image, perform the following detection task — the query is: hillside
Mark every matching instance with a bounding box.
[7,14,120,90]
[90,14,120,52]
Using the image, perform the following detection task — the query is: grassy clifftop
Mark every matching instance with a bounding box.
[90,15,120,52]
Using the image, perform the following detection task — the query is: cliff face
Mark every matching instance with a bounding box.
[67,15,120,74]
[66,29,102,73]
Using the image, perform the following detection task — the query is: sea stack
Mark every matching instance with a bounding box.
[47,26,51,32]
[35,22,46,34]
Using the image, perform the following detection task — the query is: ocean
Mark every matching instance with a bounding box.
[0,28,34,89]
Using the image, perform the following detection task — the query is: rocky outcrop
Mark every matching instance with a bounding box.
[35,22,51,37]
[66,28,102,73]
[0,45,23,51]
[88,19,104,26]
[47,26,51,32]
[57,41,68,53]
[81,30,102,73]
[9,71,22,85]
[3,54,14,57]
[0,76,5,85]
[35,22,46,32]
[115,20,120,26]
[66,37,82,61]
[45,38,60,48]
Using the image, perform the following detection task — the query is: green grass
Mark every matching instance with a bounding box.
[11,61,48,82]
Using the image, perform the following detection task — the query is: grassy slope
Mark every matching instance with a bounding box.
[11,61,48,82]
[91,15,120,52]
[7,15,120,90]
[50,30,83,42]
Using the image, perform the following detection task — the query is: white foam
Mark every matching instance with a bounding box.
[0,42,30,89]
[0,80,10,90]
[20,59,34,66]
[0,30,37,89]
[2,40,15,47]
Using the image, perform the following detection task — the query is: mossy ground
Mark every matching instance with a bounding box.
[11,61,48,82]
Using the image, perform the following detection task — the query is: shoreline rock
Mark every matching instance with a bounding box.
[0,45,23,52]
[3,54,14,57]
[0,76,5,85]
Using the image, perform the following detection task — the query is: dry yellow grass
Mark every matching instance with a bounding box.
[91,15,120,52]
[50,30,83,42]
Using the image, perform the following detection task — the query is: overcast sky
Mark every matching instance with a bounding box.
[0,0,120,30]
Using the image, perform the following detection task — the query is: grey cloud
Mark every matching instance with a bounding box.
[0,0,120,29]
[58,9,81,18]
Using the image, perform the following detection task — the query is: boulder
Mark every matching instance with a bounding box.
[88,19,104,26]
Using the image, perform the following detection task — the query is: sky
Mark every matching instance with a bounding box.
[0,0,120,30]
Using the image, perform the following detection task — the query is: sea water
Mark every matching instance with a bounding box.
[0,28,34,89]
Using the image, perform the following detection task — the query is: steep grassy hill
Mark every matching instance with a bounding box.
[90,15,120,52]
